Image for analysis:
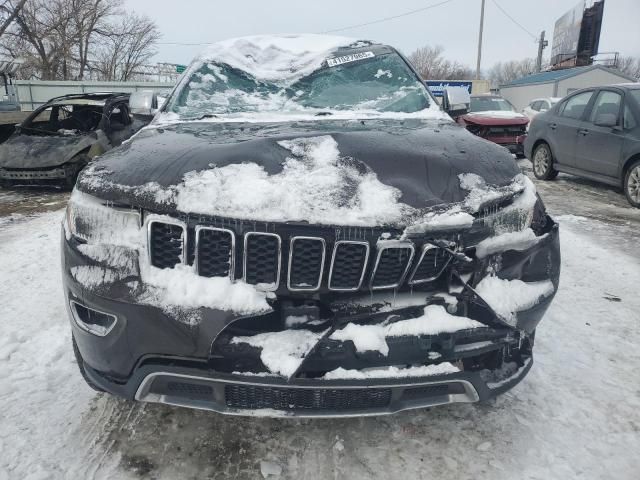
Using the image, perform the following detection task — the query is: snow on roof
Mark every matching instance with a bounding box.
[501,65,636,87]
[194,34,373,84]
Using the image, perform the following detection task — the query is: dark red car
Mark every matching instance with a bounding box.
[457,94,529,156]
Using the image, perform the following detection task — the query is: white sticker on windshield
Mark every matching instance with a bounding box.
[327,51,375,67]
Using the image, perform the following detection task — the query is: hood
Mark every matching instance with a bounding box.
[0,133,95,169]
[77,119,521,226]
[461,111,529,126]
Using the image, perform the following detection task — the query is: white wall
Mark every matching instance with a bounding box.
[15,80,175,111]
[555,69,634,97]
[499,83,555,112]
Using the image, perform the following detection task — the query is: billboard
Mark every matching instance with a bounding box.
[551,1,585,65]
[425,80,473,98]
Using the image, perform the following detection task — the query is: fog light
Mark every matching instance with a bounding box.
[70,301,117,336]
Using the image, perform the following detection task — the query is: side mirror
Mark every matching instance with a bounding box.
[442,87,470,117]
[594,113,617,128]
[129,90,158,118]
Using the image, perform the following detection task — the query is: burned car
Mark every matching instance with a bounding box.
[457,94,529,156]
[63,35,560,417]
[0,93,146,188]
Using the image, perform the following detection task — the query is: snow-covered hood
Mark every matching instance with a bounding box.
[461,110,529,126]
[0,133,95,169]
[77,119,521,227]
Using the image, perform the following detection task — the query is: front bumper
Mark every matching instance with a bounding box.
[62,215,559,417]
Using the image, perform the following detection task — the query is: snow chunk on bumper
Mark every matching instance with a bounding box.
[174,135,411,226]
[475,276,555,323]
[330,305,485,355]
[231,329,328,377]
[323,363,460,380]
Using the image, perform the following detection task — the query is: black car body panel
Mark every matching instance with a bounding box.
[62,36,561,417]
[78,119,520,210]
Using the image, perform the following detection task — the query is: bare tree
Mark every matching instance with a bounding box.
[92,13,159,81]
[487,58,540,86]
[617,56,640,80]
[0,0,28,38]
[408,45,473,80]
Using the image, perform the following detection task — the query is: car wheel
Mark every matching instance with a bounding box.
[72,335,104,392]
[532,143,558,180]
[624,160,640,208]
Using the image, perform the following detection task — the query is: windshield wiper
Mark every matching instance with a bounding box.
[190,113,219,120]
[314,111,333,116]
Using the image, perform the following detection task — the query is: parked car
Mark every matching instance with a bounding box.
[525,84,640,208]
[522,97,562,121]
[0,92,147,188]
[457,94,529,156]
[63,35,560,417]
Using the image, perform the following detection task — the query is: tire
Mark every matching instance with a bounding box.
[624,160,640,208]
[532,143,559,180]
[72,335,104,392]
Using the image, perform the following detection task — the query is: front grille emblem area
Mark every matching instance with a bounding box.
[146,218,461,293]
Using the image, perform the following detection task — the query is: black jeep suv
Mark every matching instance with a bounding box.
[62,35,560,417]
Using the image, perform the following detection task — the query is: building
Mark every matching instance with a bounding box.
[499,65,636,112]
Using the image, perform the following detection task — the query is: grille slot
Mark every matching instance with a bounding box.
[225,384,392,411]
[148,219,186,269]
[196,227,235,278]
[288,237,326,291]
[408,244,453,284]
[243,233,281,290]
[328,241,370,291]
[370,243,415,290]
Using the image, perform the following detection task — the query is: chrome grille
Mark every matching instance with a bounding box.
[147,218,186,269]
[328,241,369,291]
[370,243,415,290]
[408,244,452,284]
[288,237,326,291]
[195,226,235,278]
[243,232,281,290]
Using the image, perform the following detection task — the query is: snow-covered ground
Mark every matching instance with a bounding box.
[1,174,640,479]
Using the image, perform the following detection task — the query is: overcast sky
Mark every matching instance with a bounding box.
[127,0,640,71]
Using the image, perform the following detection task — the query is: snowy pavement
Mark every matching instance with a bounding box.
[1,168,640,479]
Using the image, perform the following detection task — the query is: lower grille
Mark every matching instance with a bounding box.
[225,384,392,411]
[148,220,185,269]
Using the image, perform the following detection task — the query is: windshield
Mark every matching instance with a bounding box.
[469,97,515,112]
[167,52,431,118]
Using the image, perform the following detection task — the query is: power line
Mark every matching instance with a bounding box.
[321,0,456,34]
[491,0,538,41]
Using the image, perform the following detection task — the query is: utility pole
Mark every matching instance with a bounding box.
[476,0,485,79]
[536,30,548,72]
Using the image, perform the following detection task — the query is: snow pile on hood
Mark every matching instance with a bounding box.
[195,34,359,84]
[323,362,459,380]
[173,135,412,226]
[475,276,555,323]
[231,328,327,377]
[330,305,485,356]
[467,110,527,119]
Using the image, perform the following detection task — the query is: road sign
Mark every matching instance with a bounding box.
[176,64,187,74]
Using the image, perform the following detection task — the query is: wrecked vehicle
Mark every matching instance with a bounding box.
[62,35,560,417]
[458,94,529,157]
[0,93,147,188]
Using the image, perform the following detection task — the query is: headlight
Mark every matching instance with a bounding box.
[65,189,142,245]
